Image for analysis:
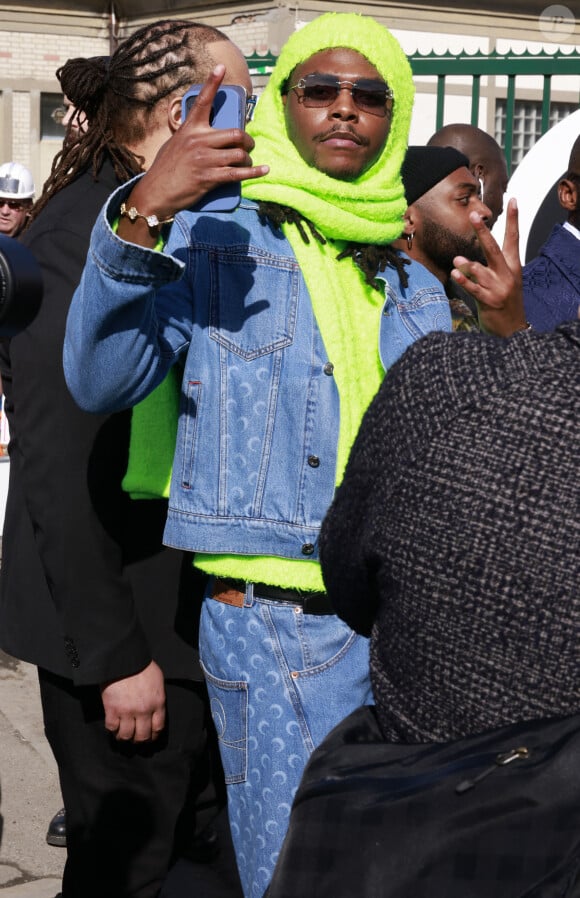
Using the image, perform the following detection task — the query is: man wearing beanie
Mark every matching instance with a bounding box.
[65,15,460,895]
[379,144,527,369]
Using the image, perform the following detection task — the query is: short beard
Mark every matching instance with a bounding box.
[420,214,487,273]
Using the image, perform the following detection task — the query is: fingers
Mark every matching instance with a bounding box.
[450,194,526,336]
[201,157,269,189]
[450,258,489,299]
[459,200,521,282]
[103,708,122,736]
[103,709,165,743]
[119,69,269,238]
[500,197,522,285]
[451,207,509,290]
[167,93,268,191]
[100,661,167,744]
[132,705,166,743]
[469,210,504,267]
[182,64,226,126]
[151,707,166,740]
[501,197,519,253]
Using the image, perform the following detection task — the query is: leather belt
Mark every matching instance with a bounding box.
[211,578,334,615]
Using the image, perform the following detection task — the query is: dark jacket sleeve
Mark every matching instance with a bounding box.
[320,331,460,638]
[319,379,394,637]
[0,205,152,685]
[523,226,580,332]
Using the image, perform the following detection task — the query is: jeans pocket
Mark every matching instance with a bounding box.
[200,663,248,784]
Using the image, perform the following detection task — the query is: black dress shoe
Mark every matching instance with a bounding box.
[46,807,67,847]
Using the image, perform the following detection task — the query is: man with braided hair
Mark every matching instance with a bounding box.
[64,12,460,896]
[0,18,253,898]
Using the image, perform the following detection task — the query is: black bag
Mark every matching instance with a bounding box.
[265,706,580,898]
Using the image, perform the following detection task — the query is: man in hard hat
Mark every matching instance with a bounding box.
[0,162,35,238]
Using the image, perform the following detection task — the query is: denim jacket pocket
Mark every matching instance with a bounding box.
[209,249,300,360]
[200,663,248,784]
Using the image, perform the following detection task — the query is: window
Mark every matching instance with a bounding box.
[41,93,66,140]
[495,99,578,171]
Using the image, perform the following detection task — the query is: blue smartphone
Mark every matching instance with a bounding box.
[181,84,247,213]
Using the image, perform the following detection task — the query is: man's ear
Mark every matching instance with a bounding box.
[169,95,185,132]
[402,206,416,235]
[558,176,578,213]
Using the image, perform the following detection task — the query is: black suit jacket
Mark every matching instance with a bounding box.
[0,158,204,684]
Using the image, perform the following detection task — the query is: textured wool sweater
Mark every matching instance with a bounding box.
[319,322,580,743]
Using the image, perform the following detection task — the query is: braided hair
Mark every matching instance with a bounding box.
[30,19,230,223]
[257,202,410,289]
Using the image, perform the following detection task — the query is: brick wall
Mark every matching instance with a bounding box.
[0,26,108,183]
[0,30,108,83]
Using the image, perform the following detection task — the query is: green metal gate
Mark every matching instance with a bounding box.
[408,49,580,174]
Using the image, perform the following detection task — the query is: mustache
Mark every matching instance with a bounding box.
[314,125,368,147]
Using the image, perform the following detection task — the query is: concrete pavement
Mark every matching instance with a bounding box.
[0,649,64,897]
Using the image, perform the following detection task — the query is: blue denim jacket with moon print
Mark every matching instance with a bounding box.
[64,178,451,562]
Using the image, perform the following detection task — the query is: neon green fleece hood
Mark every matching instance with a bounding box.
[243,12,415,243]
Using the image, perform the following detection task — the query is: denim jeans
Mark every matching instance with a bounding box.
[199,583,372,898]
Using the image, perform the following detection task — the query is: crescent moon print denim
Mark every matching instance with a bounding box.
[199,583,372,898]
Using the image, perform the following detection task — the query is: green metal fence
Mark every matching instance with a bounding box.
[247,51,277,76]
[407,49,580,175]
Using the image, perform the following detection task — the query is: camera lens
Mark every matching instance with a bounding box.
[0,236,43,336]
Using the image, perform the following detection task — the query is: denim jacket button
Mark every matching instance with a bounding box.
[307,455,320,468]
[323,362,334,375]
[301,543,315,556]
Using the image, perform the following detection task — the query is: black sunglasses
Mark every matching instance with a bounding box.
[0,199,25,211]
[289,74,394,117]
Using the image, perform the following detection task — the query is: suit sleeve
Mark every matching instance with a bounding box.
[1,218,152,685]
[319,379,394,637]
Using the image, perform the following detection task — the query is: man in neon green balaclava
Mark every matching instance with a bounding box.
[64,13,450,897]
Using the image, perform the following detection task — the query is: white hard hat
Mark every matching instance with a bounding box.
[0,162,35,200]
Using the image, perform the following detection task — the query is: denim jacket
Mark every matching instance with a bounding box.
[65,181,450,561]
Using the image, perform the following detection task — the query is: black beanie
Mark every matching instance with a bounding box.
[401,145,470,205]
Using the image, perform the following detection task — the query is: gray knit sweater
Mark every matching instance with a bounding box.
[320,321,580,743]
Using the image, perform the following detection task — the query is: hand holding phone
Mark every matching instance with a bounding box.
[181,83,247,213]
[117,65,268,248]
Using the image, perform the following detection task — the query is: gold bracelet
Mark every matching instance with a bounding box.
[119,202,174,229]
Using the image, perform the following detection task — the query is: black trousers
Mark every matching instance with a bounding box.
[38,668,215,898]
